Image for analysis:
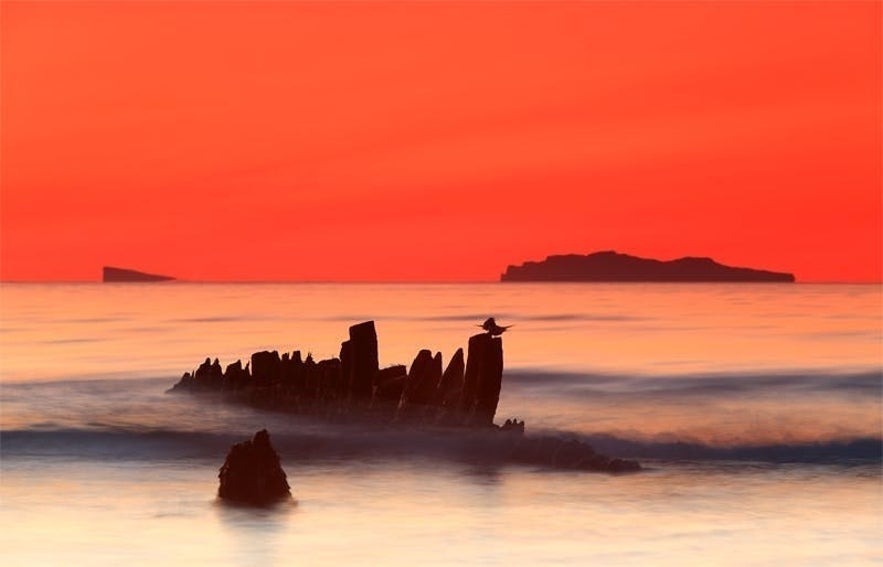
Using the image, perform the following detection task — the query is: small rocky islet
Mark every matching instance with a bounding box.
[102,266,174,282]
[501,250,795,282]
[169,321,640,502]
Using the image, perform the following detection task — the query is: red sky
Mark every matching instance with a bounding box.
[1,1,880,282]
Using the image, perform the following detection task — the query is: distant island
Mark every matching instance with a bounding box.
[102,266,175,282]
[501,251,795,282]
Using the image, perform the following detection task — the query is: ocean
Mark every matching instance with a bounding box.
[1,283,880,565]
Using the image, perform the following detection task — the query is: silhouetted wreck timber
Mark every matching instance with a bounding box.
[169,321,503,427]
[169,320,640,473]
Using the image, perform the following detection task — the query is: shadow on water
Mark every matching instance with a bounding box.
[460,463,506,486]
[214,496,298,564]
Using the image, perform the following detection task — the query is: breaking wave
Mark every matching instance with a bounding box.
[2,425,879,465]
[503,368,882,398]
[2,367,879,466]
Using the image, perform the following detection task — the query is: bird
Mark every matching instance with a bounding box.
[477,317,511,336]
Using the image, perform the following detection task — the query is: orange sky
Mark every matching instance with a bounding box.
[1,1,880,282]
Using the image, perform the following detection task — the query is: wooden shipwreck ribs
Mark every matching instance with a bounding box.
[169,321,641,473]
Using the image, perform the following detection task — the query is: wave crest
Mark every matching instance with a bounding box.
[2,426,879,465]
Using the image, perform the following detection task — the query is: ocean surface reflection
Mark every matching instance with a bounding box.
[1,283,880,564]
[1,457,879,565]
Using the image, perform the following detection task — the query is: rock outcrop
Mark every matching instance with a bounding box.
[218,429,291,505]
[102,266,175,282]
[501,251,795,282]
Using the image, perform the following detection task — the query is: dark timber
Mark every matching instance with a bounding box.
[169,321,641,473]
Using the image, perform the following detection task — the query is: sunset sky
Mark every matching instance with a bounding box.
[1,1,880,282]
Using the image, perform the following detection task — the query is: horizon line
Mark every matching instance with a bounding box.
[2,279,882,285]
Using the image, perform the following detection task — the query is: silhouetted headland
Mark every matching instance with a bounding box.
[169,321,640,473]
[102,266,174,282]
[218,429,291,505]
[501,251,795,282]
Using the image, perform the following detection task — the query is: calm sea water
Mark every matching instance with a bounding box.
[1,283,881,565]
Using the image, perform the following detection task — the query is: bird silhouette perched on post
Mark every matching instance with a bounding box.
[478,317,511,336]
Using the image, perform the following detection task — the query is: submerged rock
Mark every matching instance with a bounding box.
[218,429,291,504]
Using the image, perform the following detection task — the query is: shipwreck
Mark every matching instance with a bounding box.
[169,321,640,473]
